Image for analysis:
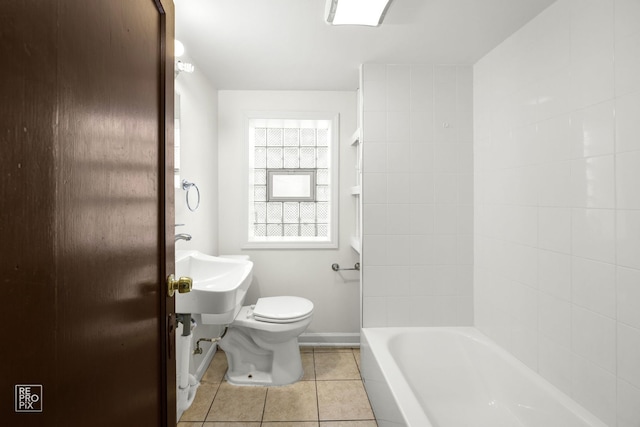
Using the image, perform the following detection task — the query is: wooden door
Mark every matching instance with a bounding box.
[0,1,176,425]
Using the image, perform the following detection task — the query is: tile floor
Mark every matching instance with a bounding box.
[178,346,378,427]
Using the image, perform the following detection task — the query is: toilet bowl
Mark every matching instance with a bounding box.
[218,296,314,386]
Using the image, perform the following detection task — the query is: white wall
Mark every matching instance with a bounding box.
[474,1,640,425]
[174,59,221,389]
[361,64,474,327]
[175,62,218,255]
[217,90,360,339]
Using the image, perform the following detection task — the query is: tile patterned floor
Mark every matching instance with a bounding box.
[178,346,378,427]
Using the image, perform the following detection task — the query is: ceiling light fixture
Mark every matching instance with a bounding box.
[175,40,185,57]
[325,0,393,26]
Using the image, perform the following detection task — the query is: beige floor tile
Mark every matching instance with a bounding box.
[263,380,319,422]
[262,422,319,426]
[180,382,219,422]
[313,346,354,353]
[206,382,267,422]
[177,422,203,427]
[314,352,360,380]
[300,345,314,353]
[201,350,228,383]
[320,421,377,427]
[301,352,316,381]
[202,423,260,427]
[317,381,375,421]
[352,349,361,371]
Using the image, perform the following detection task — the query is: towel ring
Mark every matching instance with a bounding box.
[182,179,200,212]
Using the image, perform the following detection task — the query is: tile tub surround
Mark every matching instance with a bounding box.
[178,347,377,426]
[474,0,640,426]
[361,64,474,328]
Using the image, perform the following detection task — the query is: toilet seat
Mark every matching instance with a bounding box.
[253,296,314,324]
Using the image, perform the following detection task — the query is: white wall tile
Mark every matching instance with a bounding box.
[386,235,411,266]
[434,205,458,234]
[568,100,615,158]
[410,143,433,173]
[474,1,636,423]
[363,111,387,142]
[539,207,572,253]
[410,65,434,112]
[363,204,387,235]
[364,79,386,112]
[616,150,640,209]
[362,266,391,297]
[434,173,459,204]
[362,296,387,327]
[571,353,617,427]
[539,293,571,345]
[618,323,640,389]
[571,305,616,373]
[362,63,473,328]
[387,296,413,326]
[410,173,434,204]
[386,65,411,112]
[386,204,411,235]
[363,142,386,173]
[363,235,387,266]
[386,143,411,173]
[363,173,387,204]
[616,92,640,153]
[386,174,411,204]
[617,379,640,427]
[571,208,616,263]
[386,112,411,141]
[569,155,615,208]
[617,266,640,329]
[538,335,572,393]
[539,250,571,300]
[409,204,434,235]
[410,235,435,266]
[614,0,640,96]
[617,210,640,270]
[571,257,616,318]
[410,111,434,142]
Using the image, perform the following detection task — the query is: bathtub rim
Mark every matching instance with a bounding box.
[361,326,608,427]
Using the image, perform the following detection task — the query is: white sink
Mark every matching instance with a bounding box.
[175,250,253,324]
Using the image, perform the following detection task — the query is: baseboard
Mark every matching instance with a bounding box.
[194,343,217,381]
[299,332,360,347]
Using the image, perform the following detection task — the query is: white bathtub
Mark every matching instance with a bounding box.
[361,327,608,427]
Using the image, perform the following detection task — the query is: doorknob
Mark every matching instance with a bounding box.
[167,274,193,297]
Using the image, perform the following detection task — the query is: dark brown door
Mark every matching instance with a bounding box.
[0,1,176,426]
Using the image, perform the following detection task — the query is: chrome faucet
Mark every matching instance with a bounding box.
[175,233,192,242]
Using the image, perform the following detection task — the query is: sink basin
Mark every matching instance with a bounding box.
[175,250,253,324]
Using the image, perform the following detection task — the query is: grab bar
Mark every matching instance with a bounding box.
[331,262,360,272]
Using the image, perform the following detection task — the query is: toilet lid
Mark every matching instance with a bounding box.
[253,296,314,323]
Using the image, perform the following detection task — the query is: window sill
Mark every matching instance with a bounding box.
[242,239,338,250]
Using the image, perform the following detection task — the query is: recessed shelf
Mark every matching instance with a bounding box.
[350,236,361,254]
[350,129,360,146]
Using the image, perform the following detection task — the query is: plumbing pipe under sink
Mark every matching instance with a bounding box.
[176,314,199,416]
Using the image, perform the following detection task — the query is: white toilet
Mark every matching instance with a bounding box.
[218,295,314,386]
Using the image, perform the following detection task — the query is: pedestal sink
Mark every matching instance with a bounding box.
[175,250,253,324]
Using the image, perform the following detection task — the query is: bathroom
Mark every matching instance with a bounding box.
[173,0,640,426]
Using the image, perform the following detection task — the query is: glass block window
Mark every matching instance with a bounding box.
[246,115,337,247]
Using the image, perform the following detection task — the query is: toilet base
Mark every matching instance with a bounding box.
[225,366,303,386]
[219,325,305,386]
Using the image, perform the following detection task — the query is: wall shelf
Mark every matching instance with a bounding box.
[350,127,362,255]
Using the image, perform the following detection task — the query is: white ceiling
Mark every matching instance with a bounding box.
[175,0,556,91]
